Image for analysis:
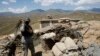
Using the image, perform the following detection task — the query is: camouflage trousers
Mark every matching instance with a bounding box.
[21,36,35,56]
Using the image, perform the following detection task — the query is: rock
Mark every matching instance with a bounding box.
[40,32,56,39]
[68,52,78,56]
[60,37,66,42]
[92,44,100,56]
[93,49,100,56]
[83,43,100,56]
[63,54,68,56]
[55,42,66,53]
[64,37,78,50]
[52,45,63,56]
[85,46,94,56]
[77,40,83,49]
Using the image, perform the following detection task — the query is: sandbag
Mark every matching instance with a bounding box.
[52,45,63,56]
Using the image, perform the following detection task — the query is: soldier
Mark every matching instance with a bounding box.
[21,18,35,56]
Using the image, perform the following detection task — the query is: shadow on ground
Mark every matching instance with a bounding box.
[35,51,42,56]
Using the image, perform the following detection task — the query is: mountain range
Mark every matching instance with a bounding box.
[0,8,100,16]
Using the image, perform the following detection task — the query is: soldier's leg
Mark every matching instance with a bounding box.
[28,43,35,56]
[22,43,28,56]
[21,37,28,56]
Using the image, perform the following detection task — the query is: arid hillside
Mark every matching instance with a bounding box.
[0,10,100,35]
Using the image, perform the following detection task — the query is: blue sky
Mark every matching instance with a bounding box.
[0,0,100,13]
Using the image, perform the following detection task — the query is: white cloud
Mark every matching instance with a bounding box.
[34,0,57,6]
[34,0,75,6]
[8,6,27,13]
[9,0,16,3]
[1,0,16,5]
[2,1,9,5]
[64,0,75,5]
[76,0,100,6]
[74,6,87,10]
[34,0,100,6]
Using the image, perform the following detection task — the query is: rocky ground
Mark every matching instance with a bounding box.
[0,20,100,56]
[38,20,100,56]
